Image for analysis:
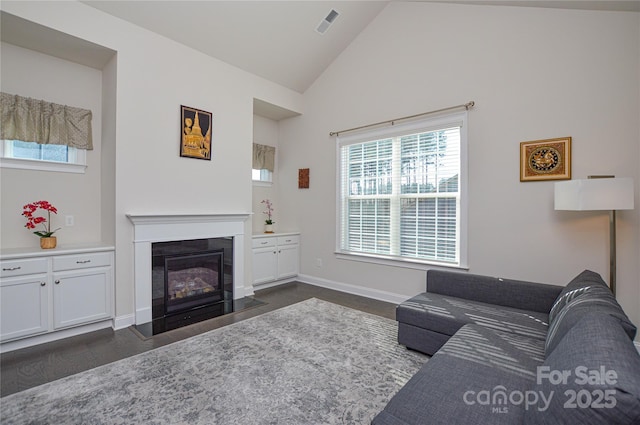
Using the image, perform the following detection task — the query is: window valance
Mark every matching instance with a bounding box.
[0,92,93,150]
[252,143,275,172]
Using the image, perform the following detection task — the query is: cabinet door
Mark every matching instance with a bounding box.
[0,276,49,342]
[53,268,112,329]
[252,247,278,285]
[277,244,299,279]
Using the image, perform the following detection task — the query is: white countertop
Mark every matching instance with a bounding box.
[1,243,115,260]
[252,232,300,238]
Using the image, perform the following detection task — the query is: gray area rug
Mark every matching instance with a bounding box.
[1,298,427,424]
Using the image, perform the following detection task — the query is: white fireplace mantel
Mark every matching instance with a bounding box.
[127,213,252,325]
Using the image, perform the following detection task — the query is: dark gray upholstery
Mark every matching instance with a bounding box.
[397,292,549,351]
[525,313,640,424]
[376,269,639,425]
[545,288,637,355]
[545,270,636,355]
[397,271,555,355]
[374,324,545,424]
[548,270,612,322]
[397,323,450,356]
[426,269,562,313]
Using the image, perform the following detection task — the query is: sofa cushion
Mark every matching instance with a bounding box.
[427,269,563,314]
[397,292,549,342]
[545,271,636,356]
[397,322,450,356]
[373,324,545,425]
[548,270,611,323]
[524,313,640,425]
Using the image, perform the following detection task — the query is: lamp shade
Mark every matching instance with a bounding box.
[554,178,634,211]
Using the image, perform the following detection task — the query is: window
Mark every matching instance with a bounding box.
[337,111,467,268]
[1,140,86,173]
[252,168,273,183]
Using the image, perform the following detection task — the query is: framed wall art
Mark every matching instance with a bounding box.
[520,137,571,182]
[180,105,212,160]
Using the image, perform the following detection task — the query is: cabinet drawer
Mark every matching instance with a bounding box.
[278,235,300,246]
[252,237,276,249]
[0,258,48,278]
[53,252,112,271]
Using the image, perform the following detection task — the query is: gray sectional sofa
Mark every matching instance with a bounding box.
[373,269,640,424]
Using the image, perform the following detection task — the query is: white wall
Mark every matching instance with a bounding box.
[0,42,103,248]
[100,54,117,245]
[252,114,279,234]
[279,3,640,325]
[1,1,303,321]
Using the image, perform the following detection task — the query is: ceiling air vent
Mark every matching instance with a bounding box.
[316,9,339,35]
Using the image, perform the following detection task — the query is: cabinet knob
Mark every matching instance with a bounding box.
[76,260,91,264]
[40,282,46,287]
[273,251,277,254]
[55,280,61,284]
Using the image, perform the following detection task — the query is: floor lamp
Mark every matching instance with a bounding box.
[554,176,634,297]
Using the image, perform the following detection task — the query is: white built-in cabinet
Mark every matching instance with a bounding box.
[0,245,114,352]
[252,233,300,286]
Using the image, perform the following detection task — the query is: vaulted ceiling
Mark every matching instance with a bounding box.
[81,1,639,94]
[2,1,637,98]
[82,1,388,93]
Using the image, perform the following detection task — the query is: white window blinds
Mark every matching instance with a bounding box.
[337,111,467,266]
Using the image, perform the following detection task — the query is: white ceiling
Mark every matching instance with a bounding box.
[81,1,389,94]
[79,0,640,94]
[2,1,637,116]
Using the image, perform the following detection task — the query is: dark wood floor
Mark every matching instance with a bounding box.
[1,282,397,397]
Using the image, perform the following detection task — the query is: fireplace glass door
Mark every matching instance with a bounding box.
[164,249,224,315]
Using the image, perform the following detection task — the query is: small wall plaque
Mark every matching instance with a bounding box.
[299,168,310,189]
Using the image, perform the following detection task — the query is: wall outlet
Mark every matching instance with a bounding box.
[65,215,75,226]
[316,258,323,267]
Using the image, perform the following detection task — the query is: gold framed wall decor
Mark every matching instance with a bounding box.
[181,105,212,160]
[520,137,571,182]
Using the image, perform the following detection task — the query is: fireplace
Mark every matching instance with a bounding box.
[127,213,254,331]
[148,238,232,334]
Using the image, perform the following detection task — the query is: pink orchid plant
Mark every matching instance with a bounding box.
[261,199,274,225]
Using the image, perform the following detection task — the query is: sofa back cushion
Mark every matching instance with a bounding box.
[548,270,610,323]
[525,313,640,424]
[545,270,636,356]
[426,269,562,314]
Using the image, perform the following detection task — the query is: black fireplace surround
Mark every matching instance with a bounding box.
[148,238,234,335]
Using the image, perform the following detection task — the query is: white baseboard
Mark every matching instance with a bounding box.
[1,320,113,353]
[253,277,297,291]
[297,274,410,305]
[635,341,640,354]
[113,313,135,330]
